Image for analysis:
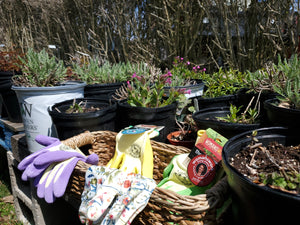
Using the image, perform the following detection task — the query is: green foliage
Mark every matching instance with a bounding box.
[72,58,149,84]
[271,55,300,109]
[245,68,278,93]
[260,171,300,192]
[126,72,186,108]
[217,104,259,124]
[166,56,206,87]
[0,181,23,225]
[202,68,247,98]
[13,48,67,87]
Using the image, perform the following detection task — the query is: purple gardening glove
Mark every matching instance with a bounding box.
[36,153,98,203]
[18,135,60,171]
[18,135,61,181]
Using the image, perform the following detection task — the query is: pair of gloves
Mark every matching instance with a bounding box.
[79,165,156,225]
[18,135,99,203]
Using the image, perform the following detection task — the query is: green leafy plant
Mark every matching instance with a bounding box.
[72,57,149,84]
[166,56,206,87]
[201,68,247,98]
[12,48,67,87]
[271,55,300,109]
[217,104,259,124]
[126,72,188,108]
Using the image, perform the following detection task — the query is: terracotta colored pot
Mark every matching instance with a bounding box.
[167,130,196,149]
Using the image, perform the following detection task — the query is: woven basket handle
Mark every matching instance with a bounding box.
[61,131,94,149]
[205,176,230,209]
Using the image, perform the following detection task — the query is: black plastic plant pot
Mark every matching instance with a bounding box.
[192,107,260,139]
[222,127,300,225]
[48,98,117,140]
[0,71,22,122]
[84,82,125,100]
[196,94,237,109]
[116,100,178,143]
[264,98,300,131]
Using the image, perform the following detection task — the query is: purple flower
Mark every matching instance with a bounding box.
[187,61,191,65]
[180,57,184,61]
[193,66,196,70]
[197,65,200,69]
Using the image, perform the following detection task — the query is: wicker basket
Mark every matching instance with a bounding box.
[62,130,230,225]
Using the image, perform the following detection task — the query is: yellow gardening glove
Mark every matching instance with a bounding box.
[106,127,156,179]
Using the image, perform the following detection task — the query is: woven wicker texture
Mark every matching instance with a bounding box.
[62,130,229,225]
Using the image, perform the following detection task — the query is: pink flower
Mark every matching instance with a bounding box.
[197,65,200,69]
[132,72,137,78]
[203,68,206,72]
[187,61,190,65]
[180,57,184,61]
[166,78,172,84]
[185,89,191,94]
[193,66,196,70]
[127,80,132,89]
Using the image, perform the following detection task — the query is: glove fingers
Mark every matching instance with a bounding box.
[35,135,59,146]
[85,153,99,165]
[33,151,85,167]
[37,164,56,198]
[25,163,52,179]
[53,157,80,198]
[18,149,48,170]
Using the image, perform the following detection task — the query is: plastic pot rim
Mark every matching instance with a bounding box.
[11,81,86,92]
[192,106,260,127]
[49,98,117,119]
[118,100,178,113]
[264,98,300,114]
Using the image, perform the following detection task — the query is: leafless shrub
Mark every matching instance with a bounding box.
[0,0,299,72]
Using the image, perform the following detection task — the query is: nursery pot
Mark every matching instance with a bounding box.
[196,94,237,109]
[264,98,300,131]
[12,81,85,152]
[0,71,22,122]
[192,107,260,139]
[49,98,117,140]
[116,101,178,142]
[167,130,196,149]
[84,82,124,100]
[222,127,300,225]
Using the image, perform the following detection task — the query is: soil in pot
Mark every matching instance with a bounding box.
[49,98,117,140]
[222,127,300,225]
[230,140,300,195]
